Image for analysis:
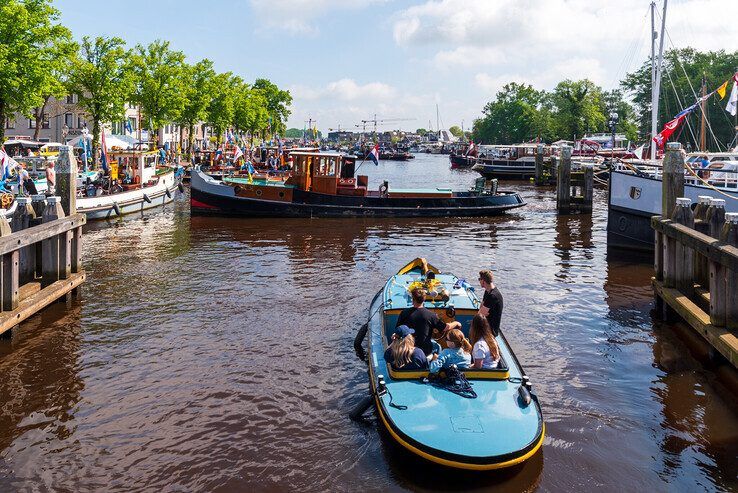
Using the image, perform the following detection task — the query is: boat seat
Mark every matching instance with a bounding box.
[386,360,510,381]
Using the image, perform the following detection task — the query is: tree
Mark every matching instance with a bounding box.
[233,84,270,140]
[284,128,302,139]
[448,125,463,138]
[176,59,215,156]
[602,89,638,143]
[130,40,186,145]
[550,79,606,140]
[32,31,75,140]
[252,78,292,135]
[67,36,133,161]
[416,128,428,136]
[622,48,738,149]
[0,0,73,142]
[206,72,239,142]
[472,83,546,144]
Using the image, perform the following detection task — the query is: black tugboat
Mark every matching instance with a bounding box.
[191,151,525,218]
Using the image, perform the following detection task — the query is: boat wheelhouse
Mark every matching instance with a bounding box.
[472,144,552,180]
[360,259,544,470]
[191,151,525,218]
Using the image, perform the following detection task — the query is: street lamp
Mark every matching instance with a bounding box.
[608,111,619,150]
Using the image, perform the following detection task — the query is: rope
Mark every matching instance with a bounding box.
[683,161,738,201]
[386,388,407,410]
[427,366,477,399]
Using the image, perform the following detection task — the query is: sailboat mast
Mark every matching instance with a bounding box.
[436,104,440,139]
[700,75,707,152]
[650,0,667,160]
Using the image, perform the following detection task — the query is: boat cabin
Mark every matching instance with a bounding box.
[109,151,161,189]
[285,151,366,196]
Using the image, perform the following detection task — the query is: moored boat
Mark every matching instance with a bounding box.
[472,144,550,180]
[191,151,525,218]
[358,258,544,470]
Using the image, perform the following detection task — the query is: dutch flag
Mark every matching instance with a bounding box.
[368,144,379,165]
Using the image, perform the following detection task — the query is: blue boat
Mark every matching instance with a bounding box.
[360,259,544,470]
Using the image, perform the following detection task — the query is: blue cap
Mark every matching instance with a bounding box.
[394,325,415,338]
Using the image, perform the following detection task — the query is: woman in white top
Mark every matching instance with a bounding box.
[469,314,500,369]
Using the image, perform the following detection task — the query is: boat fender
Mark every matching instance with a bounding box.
[112,202,122,216]
[517,385,532,407]
[165,188,172,199]
[379,181,389,195]
[353,322,369,360]
[445,306,456,319]
[143,193,152,204]
[178,182,185,193]
[348,394,375,421]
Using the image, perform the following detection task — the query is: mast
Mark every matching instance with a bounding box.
[436,104,440,139]
[650,0,667,160]
[700,74,707,152]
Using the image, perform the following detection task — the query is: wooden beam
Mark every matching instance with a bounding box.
[653,278,738,368]
[0,214,86,257]
[652,218,738,272]
[0,272,85,336]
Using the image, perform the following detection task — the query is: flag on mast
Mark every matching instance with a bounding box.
[368,143,380,165]
[726,77,738,117]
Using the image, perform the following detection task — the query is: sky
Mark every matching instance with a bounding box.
[54,0,737,134]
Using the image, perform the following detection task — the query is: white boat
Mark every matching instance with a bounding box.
[76,150,182,220]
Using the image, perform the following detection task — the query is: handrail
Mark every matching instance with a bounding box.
[0,213,86,257]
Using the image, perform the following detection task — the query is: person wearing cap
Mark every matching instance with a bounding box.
[396,287,461,356]
[383,325,428,371]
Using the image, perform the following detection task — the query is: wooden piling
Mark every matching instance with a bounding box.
[56,145,78,216]
[662,142,685,221]
[581,164,594,213]
[722,213,738,331]
[14,197,37,285]
[41,197,65,288]
[672,198,694,296]
[694,195,711,287]
[534,145,545,186]
[556,146,572,214]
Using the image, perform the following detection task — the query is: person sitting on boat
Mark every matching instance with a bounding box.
[469,315,500,369]
[383,325,429,371]
[429,329,472,373]
[478,269,503,337]
[397,288,461,357]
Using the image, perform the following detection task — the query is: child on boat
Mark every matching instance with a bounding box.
[384,325,429,371]
[469,315,501,369]
[429,329,472,373]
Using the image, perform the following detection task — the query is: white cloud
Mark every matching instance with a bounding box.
[291,78,397,102]
[251,0,387,35]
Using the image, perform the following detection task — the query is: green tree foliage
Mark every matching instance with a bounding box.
[252,79,292,134]
[284,128,303,138]
[448,125,463,138]
[176,59,215,154]
[233,85,270,138]
[67,36,133,160]
[472,83,546,144]
[0,0,73,141]
[206,72,239,141]
[621,48,738,150]
[549,79,606,140]
[130,40,186,144]
[416,128,428,136]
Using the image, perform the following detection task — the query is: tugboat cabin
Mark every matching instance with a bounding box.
[109,151,165,189]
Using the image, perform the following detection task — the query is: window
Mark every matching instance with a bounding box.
[64,113,74,127]
[42,114,50,129]
[5,118,15,129]
[128,117,137,131]
[77,115,86,129]
[29,119,36,129]
[66,94,76,104]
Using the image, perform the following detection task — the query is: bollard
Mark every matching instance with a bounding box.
[41,196,65,288]
[582,164,594,213]
[671,198,694,295]
[31,194,47,224]
[721,213,738,330]
[662,142,685,220]
[693,195,712,288]
[56,146,78,216]
[14,197,37,285]
[706,198,726,239]
[556,146,572,214]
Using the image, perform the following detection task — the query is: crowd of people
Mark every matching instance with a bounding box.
[383,269,504,373]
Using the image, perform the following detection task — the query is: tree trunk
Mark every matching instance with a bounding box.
[33,96,51,141]
[91,118,101,168]
[188,123,195,161]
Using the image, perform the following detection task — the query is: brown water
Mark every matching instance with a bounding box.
[0,154,736,492]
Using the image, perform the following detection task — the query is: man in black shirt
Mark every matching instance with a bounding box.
[478,269,503,336]
[396,288,461,356]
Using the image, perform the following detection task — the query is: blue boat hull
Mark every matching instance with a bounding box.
[364,264,544,470]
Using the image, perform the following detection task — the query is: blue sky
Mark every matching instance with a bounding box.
[54,0,737,133]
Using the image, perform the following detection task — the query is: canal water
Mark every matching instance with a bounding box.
[0,154,736,492]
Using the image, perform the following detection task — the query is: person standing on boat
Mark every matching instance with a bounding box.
[45,161,56,195]
[478,270,503,337]
[397,288,461,357]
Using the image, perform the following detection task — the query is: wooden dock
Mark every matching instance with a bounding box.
[0,146,85,338]
[652,143,738,368]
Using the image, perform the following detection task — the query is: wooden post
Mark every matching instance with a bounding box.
[14,197,37,285]
[662,142,684,220]
[41,197,65,288]
[582,164,594,213]
[56,145,78,216]
[721,213,738,331]
[31,194,47,222]
[557,146,572,214]
[0,212,18,314]
[534,145,545,186]
[694,195,711,287]
[672,197,694,295]
[707,198,726,239]
[707,199,727,327]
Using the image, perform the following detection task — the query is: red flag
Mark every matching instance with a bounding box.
[653,114,686,149]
